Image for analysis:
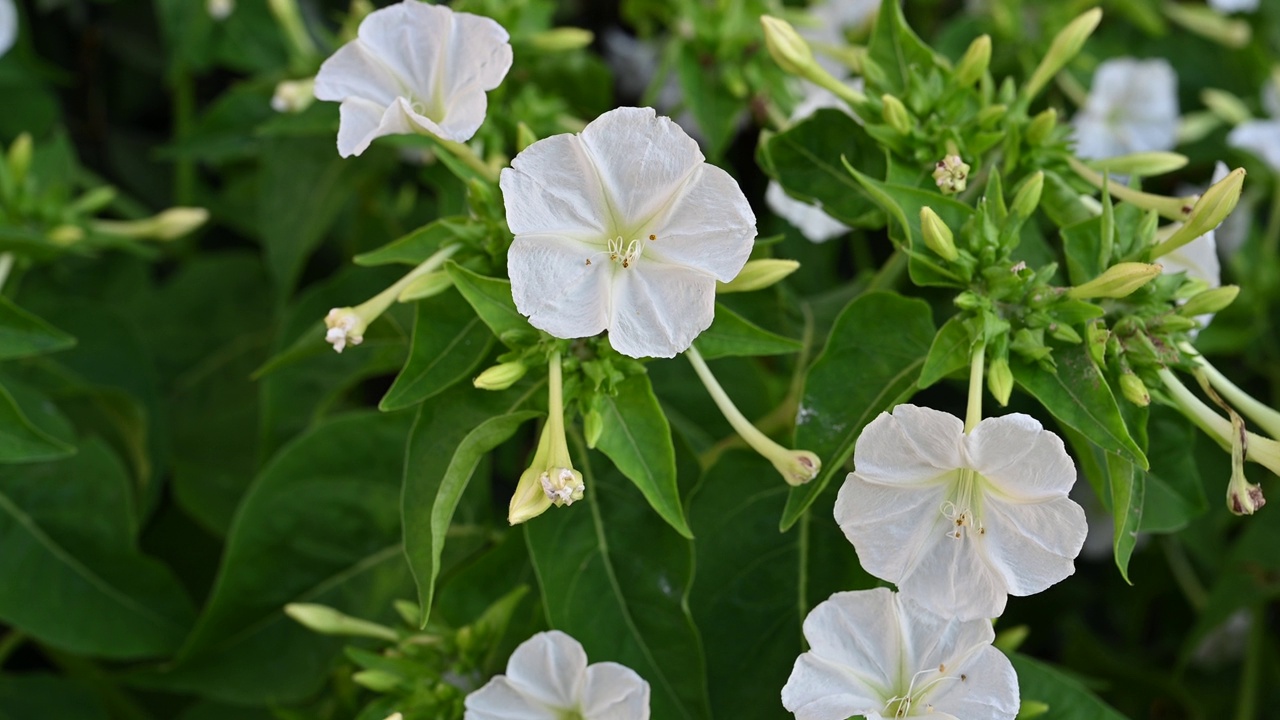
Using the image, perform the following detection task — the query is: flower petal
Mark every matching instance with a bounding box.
[314,41,404,106]
[578,107,705,232]
[782,653,886,720]
[508,233,610,341]
[607,262,716,358]
[922,645,1019,720]
[335,97,415,158]
[500,133,611,239]
[897,524,1010,621]
[464,677,562,720]
[982,495,1087,596]
[580,662,651,720]
[966,414,1076,499]
[851,405,966,486]
[644,163,756,281]
[766,182,850,243]
[503,631,588,710]
[0,0,15,58]
[835,475,950,587]
[1228,119,1280,172]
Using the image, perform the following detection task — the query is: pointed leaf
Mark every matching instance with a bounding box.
[0,296,75,359]
[865,0,938,95]
[693,304,802,360]
[380,289,494,411]
[446,263,536,347]
[0,382,76,463]
[1011,654,1130,720]
[354,216,487,267]
[764,109,886,228]
[918,314,973,389]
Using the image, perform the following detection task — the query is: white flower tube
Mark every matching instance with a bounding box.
[836,405,1088,621]
[465,630,650,720]
[782,588,1019,720]
[500,106,756,358]
[1072,58,1180,160]
[313,0,513,157]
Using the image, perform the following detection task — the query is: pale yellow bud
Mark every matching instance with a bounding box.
[1010,172,1045,219]
[1119,372,1150,407]
[473,361,528,391]
[760,16,816,76]
[7,133,32,187]
[47,224,85,246]
[1151,168,1245,259]
[284,603,399,641]
[1164,4,1250,49]
[1179,285,1240,317]
[1088,152,1188,177]
[529,28,594,53]
[919,206,959,261]
[1201,88,1252,125]
[717,258,800,293]
[881,94,912,135]
[954,34,991,86]
[1025,108,1058,145]
[987,357,1013,407]
[92,207,209,241]
[1023,8,1103,100]
[1066,262,1162,299]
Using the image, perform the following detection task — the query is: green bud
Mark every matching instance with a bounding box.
[1085,321,1109,366]
[1165,4,1250,49]
[583,407,604,449]
[284,603,399,641]
[954,34,992,86]
[92,207,209,241]
[68,186,118,216]
[954,291,985,310]
[1011,328,1052,362]
[976,104,1008,128]
[397,270,454,302]
[516,122,538,152]
[47,224,85,246]
[6,133,32,188]
[717,258,800,293]
[1149,314,1198,333]
[393,599,421,627]
[881,94,912,135]
[1119,372,1151,407]
[920,207,959,261]
[1178,111,1222,146]
[528,27,594,53]
[1025,108,1057,145]
[1180,285,1240,317]
[1137,209,1160,247]
[1174,277,1212,300]
[473,361,528,391]
[761,16,816,76]
[1201,88,1252,125]
[987,356,1013,407]
[1066,262,1162,299]
[1023,8,1103,101]
[1087,152,1188,177]
[1009,171,1044,219]
[1050,323,1082,344]
[1017,700,1051,719]
[352,670,401,692]
[1151,168,1246,259]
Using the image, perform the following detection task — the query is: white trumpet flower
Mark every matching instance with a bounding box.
[1072,58,1179,160]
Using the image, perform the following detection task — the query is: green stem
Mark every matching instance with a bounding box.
[1156,368,1280,476]
[1263,180,1280,264]
[866,249,907,293]
[171,66,195,206]
[1233,605,1264,720]
[1159,537,1207,611]
[965,343,986,433]
[1066,156,1193,220]
[686,345,787,459]
[1180,342,1280,439]
[433,138,500,183]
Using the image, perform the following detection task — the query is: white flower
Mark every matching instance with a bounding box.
[206,0,234,21]
[465,630,650,720]
[1072,58,1179,160]
[0,0,17,57]
[500,106,756,358]
[781,588,1019,720]
[313,0,512,157]
[801,0,881,76]
[1209,0,1258,12]
[766,85,856,243]
[1228,82,1280,172]
[272,77,316,113]
[836,405,1088,621]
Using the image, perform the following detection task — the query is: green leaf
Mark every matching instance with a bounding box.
[764,109,886,228]
[0,382,76,463]
[0,440,196,658]
[596,373,692,538]
[0,675,109,719]
[864,0,938,94]
[1140,410,1207,533]
[0,296,75,360]
[1107,452,1143,584]
[525,453,711,720]
[919,314,973,389]
[403,380,542,625]
[1010,346,1148,470]
[675,42,741,160]
[143,412,412,704]
[1010,654,1130,720]
[693,304,802,360]
[380,289,494,411]
[446,263,535,347]
[354,216,486,267]
[785,292,935,530]
[1060,215,1105,286]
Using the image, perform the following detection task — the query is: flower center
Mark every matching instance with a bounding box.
[940,468,986,540]
[583,234,656,269]
[884,665,962,717]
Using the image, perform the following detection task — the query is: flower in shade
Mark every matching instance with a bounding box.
[500,106,756,358]
[836,404,1088,621]
[465,630,650,720]
[1072,58,1179,160]
[781,587,1019,720]
[0,0,17,57]
[1227,82,1280,172]
[313,0,512,157]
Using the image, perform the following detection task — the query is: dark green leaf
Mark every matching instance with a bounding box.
[354,216,486,267]
[1011,654,1130,720]
[380,289,494,411]
[693,303,802,360]
[919,314,972,389]
[0,295,75,359]
[0,675,108,720]
[865,0,939,95]
[786,292,934,530]
[0,382,76,463]
[446,263,535,347]
[1061,215,1105,286]
[1140,410,1207,533]
[675,42,740,160]
[765,109,886,228]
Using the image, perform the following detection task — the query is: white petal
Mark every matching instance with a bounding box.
[578,107,705,232]
[836,474,951,586]
[503,631,588,710]
[0,0,17,58]
[982,496,1087,597]
[782,653,886,720]
[644,164,756,281]
[850,405,966,486]
[766,182,850,243]
[966,414,1077,499]
[896,519,1010,621]
[500,134,611,239]
[465,677,562,720]
[1228,120,1280,172]
[782,589,897,719]
[921,646,1019,720]
[314,41,404,106]
[1076,58,1179,158]
[508,233,610,341]
[1209,0,1258,12]
[1071,115,1129,161]
[580,663,650,720]
[608,262,716,358]
[335,97,415,158]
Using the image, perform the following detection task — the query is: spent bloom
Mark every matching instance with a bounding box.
[313,0,513,157]
[836,405,1088,621]
[501,106,756,358]
[465,630,650,720]
[1072,58,1179,160]
[781,588,1018,720]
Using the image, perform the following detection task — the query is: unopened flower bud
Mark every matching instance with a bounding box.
[1023,8,1103,100]
[6,133,32,187]
[271,78,316,113]
[1050,322,1082,343]
[1010,171,1044,219]
[397,270,453,302]
[1119,372,1150,407]
[1178,111,1222,145]
[1088,152,1188,177]
[717,258,800,293]
[207,0,234,20]
[68,186,118,215]
[1165,4,1250,49]
[881,94,912,135]
[1018,700,1051,719]
[48,224,85,246]
[1227,416,1264,515]
[1180,285,1240,317]
[933,155,971,195]
[1201,88,1252,125]
[1067,262,1162,299]
[509,466,553,524]
[1152,168,1245,259]
[92,207,210,241]
[987,356,1013,407]
[1025,108,1057,145]
[473,361,527,391]
[324,307,367,353]
[976,104,1008,128]
[284,603,399,640]
[761,16,816,76]
[1228,480,1265,516]
[529,27,594,53]
[954,34,991,86]
[1149,314,1198,333]
[920,206,959,261]
[353,670,401,692]
[583,407,603,449]
[516,122,538,153]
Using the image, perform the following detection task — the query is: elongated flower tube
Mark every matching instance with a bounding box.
[500,107,756,358]
[836,404,1088,620]
[686,346,820,486]
[313,0,513,157]
[782,588,1019,720]
[1156,367,1280,479]
[508,352,583,525]
[324,244,460,352]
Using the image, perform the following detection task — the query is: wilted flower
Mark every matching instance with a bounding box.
[836,405,1088,621]
[313,0,513,157]
[782,588,1018,720]
[1072,58,1179,160]
[501,106,756,358]
[465,630,650,720]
